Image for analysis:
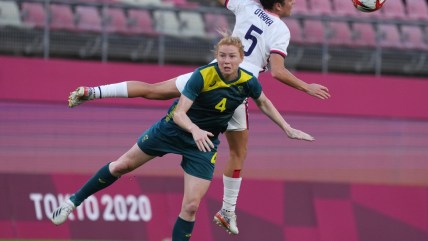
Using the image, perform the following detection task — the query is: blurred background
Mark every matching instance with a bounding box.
[0,0,427,240]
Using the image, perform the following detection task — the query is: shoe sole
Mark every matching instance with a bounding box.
[213,215,238,235]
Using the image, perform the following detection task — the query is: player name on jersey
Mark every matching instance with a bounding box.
[254,8,274,26]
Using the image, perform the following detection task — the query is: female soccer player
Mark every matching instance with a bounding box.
[53,36,314,240]
[67,0,329,234]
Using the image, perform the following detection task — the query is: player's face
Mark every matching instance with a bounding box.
[216,44,243,80]
[278,0,294,17]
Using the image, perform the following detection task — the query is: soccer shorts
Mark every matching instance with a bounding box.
[176,73,249,132]
[137,120,218,181]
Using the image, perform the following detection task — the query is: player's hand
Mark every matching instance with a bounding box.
[306,83,330,100]
[191,128,215,152]
[286,127,315,141]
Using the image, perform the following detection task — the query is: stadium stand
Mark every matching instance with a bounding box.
[331,0,361,17]
[381,0,407,20]
[127,8,157,35]
[178,11,206,38]
[326,21,354,47]
[283,18,304,44]
[104,7,129,34]
[0,0,24,27]
[203,12,229,38]
[302,19,326,45]
[351,22,377,48]
[401,25,428,51]
[292,0,310,15]
[377,23,402,49]
[153,9,181,36]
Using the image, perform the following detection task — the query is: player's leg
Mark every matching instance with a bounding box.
[68,72,193,107]
[173,172,211,241]
[51,144,155,225]
[213,102,248,235]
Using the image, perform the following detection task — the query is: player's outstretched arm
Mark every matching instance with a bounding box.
[253,92,315,141]
[269,54,331,100]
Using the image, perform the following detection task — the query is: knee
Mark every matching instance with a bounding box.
[109,160,135,176]
[229,146,247,161]
[182,199,201,218]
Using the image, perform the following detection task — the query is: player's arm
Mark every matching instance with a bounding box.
[173,94,214,152]
[253,92,314,141]
[270,53,331,100]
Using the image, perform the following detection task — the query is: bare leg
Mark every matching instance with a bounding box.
[180,172,211,221]
[109,143,155,176]
[224,130,248,178]
[127,78,180,100]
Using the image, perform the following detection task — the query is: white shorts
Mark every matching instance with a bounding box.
[176,73,249,131]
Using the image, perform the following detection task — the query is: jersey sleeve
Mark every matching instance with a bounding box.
[225,0,247,14]
[269,22,290,57]
[181,70,204,101]
[248,77,262,100]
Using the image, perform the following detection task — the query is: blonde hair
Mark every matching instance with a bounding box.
[214,33,245,59]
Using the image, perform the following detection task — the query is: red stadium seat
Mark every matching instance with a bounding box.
[127,9,157,35]
[204,12,229,38]
[326,21,353,46]
[293,0,310,15]
[50,4,76,31]
[308,0,333,15]
[406,0,428,21]
[351,22,377,48]
[401,25,428,51]
[381,0,407,19]
[283,18,304,44]
[21,2,46,29]
[377,24,402,49]
[75,6,103,32]
[302,19,326,45]
[105,8,128,34]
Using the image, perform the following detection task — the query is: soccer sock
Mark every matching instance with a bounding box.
[172,217,194,241]
[92,82,128,99]
[69,163,118,207]
[221,174,242,213]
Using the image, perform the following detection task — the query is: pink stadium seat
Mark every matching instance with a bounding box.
[163,0,199,8]
[351,22,377,48]
[401,25,428,51]
[331,0,361,17]
[377,24,402,49]
[127,9,157,35]
[293,0,310,15]
[105,8,128,34]
[406,0,428,21]
[326,21,353,46]
[381,0,407,19]
[302,19,326,45]
[49,4,76,31]
[204,13,229,38]
[21,2,46,29]
[308,0,333,15]
[283,18,304,44]
[75,6,102,32]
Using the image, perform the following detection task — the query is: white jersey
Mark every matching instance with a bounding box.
[226,0,290,77]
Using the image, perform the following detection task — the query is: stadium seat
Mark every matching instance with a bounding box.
[153,10,180,36]
[178,11,206,38]
[127,9,157,35]
[104,8,128,34]
[293,0,310,15]
[381,0,407,19]
[307,0,333,15]
[401,25,428,51]
[163,0,199,8]
[0,0,24,27]
[203,12,229,38]
[351,22,377,48]
[331,0,361,17]
[120,0,164,6]
[326,21,353,46]
[283,18,304,44]
[406,0,428,21]
[49,4,76,31]
[75,6,103,32]
[21,2,46,29]
[377,24,402,49]
[302,19,326,45]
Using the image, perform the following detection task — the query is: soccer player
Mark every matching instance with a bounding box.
[52,36,314,240]
[67,0,330,234]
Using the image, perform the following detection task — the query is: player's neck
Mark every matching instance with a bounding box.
[264,8,279,18]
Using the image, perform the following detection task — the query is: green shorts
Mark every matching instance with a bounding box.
[137,120,219,181]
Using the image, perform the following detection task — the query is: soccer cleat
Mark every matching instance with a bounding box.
[213,209,239,235]
[51,199,75,225]
[68,87,95,108]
